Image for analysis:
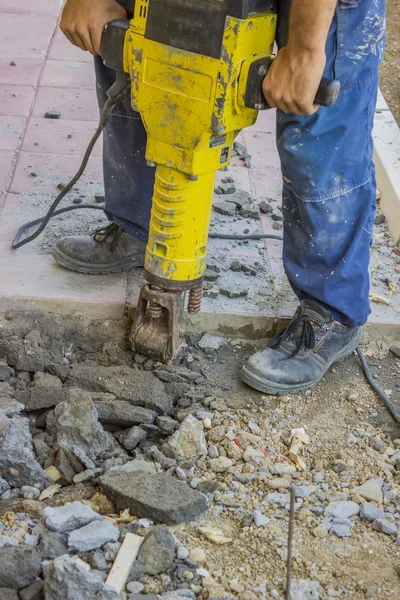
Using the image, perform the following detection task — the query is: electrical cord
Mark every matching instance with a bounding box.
[10,80,399,424]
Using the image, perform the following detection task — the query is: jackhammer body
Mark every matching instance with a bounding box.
[101,0,339,363]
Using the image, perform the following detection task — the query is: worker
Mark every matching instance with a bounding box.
[55,0,386,395]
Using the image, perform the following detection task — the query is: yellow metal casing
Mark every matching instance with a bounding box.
[122,3,276,284]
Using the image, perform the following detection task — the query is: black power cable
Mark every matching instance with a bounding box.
[10,81,399,424]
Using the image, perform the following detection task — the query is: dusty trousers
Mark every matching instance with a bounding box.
[95,0,386,327]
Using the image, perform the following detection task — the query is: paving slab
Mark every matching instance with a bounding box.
[0,6,398,339]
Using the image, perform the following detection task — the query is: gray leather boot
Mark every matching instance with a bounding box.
[52,223,146,274]
[241,300,362,395]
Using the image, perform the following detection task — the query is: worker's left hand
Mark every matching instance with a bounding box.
[262,44,326,115]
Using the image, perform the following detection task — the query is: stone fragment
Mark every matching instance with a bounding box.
[215,182,236,195]
[259,200,273,214]
[290,579,323,600]
[21,485,40,500]
[265,492,290,506]
[18,580,44,600]
[332,460,347,473]
[253,511,269,527]
[25,372,65,410]
[0,478,9,495]
[68,519,119,552]
[0,417,53,489]
[209,457,233,473]
[324,501,360,519]
[73,468,102,484]
[166,415,207,459]
[49,388,114,466]
[0,363,14,382]
[360,502,385,522]
[0,546,41,588]
[66,365,173,414]
[156,415,178,434]
[0,398,24,417]
[119,426,147,450]
[271,463,297,476]
[38,530,68,560]
[189,547,206,562]
[146,446,176,470]
[126,582,145,594]
[138,525,175,575]
[107,458,156,475]
[372,518,398,536]
[294,485,311,498]
[198,334,225,351]
[208,445,219,459]
[0,336,45,372]
[370,437,385,452]
[0,589,18,600]
[198,526,232,544]
[95,400,157,427]
[89,549,108,570]
[389,343,400,359]
[44,501,102,533]
[213,198,236,216]
[100,471,208,524]
[42,555,120,600]
[45,109,61,119]
[354,478,383,503]
[268,478,290,490]
[219,285,248,298]
[330,523,352,538]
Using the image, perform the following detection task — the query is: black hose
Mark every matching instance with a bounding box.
[356,346,400,424]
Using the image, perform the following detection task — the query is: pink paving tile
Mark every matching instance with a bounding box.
[41,60,95,89]
[0,14,56,60]
[0,58,43,86]
[0,150,16,192]
[215,165,252,193]
[0,85,35,117]
[22,118,102,156]
[10,150,103,195]
[33,87,99,121]
[49,27,93,63]
[248,108,276,134]
[0,0,62,16]
[243,129,280,169]
[0,242,126,305]
[260,212,284,260]
[0,116,26,151]
[252,166,282,203]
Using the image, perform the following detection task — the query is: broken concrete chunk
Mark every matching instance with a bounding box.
[166,415,207,460]
[0,546,41,589]
[0,417,53,489]
[198,334,225,352]
[324,501,360,519]
[44,501,102,533]
[100,471,208,524]
[259,200,273,214]
[18,580,44,600]
[45,109,61,119]
[0,363,14,382]
[219,285,248,298]
[37,530,68,560]
[0,336,45,372]
[212,197,236,216]
[68,519,119,552]
[25,371,65,410]
[95,399,157,427]
[0,397,24,417]
[289,579,323,600]
[107,457,156,475]
[42,555,121,600]
[155,415,178,434]
[66,365,173,414]
[354,478,383,504]
[119,425,147,451]
[138,525,175,575]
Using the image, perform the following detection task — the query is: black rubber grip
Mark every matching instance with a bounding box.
[244,57,340,110]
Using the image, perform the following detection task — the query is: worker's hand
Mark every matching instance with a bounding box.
[60,0,127,55]
[262,44,326,115]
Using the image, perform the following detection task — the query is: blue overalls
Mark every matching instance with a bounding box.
[94,0,386,327]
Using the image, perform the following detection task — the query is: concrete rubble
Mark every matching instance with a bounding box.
[0,312,399,599]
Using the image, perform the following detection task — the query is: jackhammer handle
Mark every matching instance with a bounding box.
[244,56,340,110]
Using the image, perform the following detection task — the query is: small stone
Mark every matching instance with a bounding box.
[314,473,323,484]
[177,546,189,560]
[156,415,178,434]
[268,478,290,490]
[220,285,248,298]
[347,433,359,445]
[203,269,220,282]
[330,523,352,538]
[44,501,102,534]
[73,468,102,484]
[389,344,400,359]
[189,547,206,562]
[213,198,236,216]
[138,525,175,575]
[354,478,383,504]
[119,426,147,451]
[253,511,269,528]
[370,437,385,452]
[167,415,207,460]
[208,445,219,459]
[38,531,68,560]
[332,460,347,473]
[198,334,225,351]
[271,212,283,221]
[259,201,273,214]
[209,457,233,473]
[126,582,145,594]
[360,502,385,522]
[375,212,386,225]
[45,109,61,119]
[0,363,14,382]
[271,463,296,476]
[68,519,119,552]
[372,518,398,536]
[215,182,236,194]
[21,486,40,500]
[272,222,283,230]
[324,501,360,519]
[294,485,310,498]
[290,579,323,600]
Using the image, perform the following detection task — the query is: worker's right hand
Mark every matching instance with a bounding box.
[60,0,127,56]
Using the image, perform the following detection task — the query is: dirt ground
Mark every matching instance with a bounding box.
[380,0,400,123]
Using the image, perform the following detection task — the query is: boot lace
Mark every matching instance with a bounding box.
[268,314,319,358]
[92,223,121,251]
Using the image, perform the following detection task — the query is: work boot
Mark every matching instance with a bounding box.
[241,300,362,395]
[52,223,146,274]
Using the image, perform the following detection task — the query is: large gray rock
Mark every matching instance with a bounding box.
[44,501,102,534]
[0,417,53,489]
[0,589,19,600]
[66,365,173,414]
[360,502,385,522]
[289,579,323,599]
[0,336,45,373]
[42,555,121,600]
[100,470,208,524]
[138,525,175,575]
[0,397,24,418]
[324,501,360,519]
[24,372,66,410]
[38,530,69,560]
[0,546,41,588]
[68,519,119,552]
[48,388,115,468]
[94,400,157,427]
[166,415,207,460]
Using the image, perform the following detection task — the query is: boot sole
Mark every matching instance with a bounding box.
[241,328,363,396]
[52,247,143,275]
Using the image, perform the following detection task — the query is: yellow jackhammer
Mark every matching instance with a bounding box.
[100,0,339,363]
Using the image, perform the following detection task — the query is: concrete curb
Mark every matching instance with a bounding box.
[373,91,400,246]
